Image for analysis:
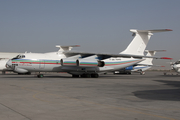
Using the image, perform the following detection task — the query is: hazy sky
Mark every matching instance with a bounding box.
[0,0,180,69]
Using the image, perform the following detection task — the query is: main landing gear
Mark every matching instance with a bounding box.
[72,73,99,78]
[36,73,99,78]
[37,74,44,78]
[37,72,44,78]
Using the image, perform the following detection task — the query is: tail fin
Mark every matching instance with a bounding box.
[139,50,166,65]
[120,29,172,55]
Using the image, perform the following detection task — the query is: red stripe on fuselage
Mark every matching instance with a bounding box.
[64,63,76,65]
[12,62,60,65]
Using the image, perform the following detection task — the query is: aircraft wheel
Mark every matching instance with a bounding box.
[81,74,91,78]
[72,75,79,78]
[80,74,86,78]
[37,74,44,78]
[26,72,31,75]
[86,74,91,78]
[91,74,99,78]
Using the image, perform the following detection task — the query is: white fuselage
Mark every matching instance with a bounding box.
[132,65,152,72]
[173,64,180,73]
[6,52,144,75]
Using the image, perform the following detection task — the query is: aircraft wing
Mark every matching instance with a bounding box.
[0,52,22,59]
[63,51,172,60]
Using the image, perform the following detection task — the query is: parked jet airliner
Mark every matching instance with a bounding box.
[6,29,172,78]
[114,50,167,75]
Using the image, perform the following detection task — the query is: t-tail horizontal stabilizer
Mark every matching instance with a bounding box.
[120,29,172,56]
[139,50,166,66]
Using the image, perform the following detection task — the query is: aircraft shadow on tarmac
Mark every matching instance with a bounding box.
[133,80,180,101]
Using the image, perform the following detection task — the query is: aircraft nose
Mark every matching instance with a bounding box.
[6,60,12,68]
[173,64,177,70]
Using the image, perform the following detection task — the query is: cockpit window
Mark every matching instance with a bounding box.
[12,54,26,60]
[175,61,180,64]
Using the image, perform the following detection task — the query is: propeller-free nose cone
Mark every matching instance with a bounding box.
[173,65,177,70]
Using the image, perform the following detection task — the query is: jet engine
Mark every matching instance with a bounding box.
[76,59,98,67]
[60,59,77,66]
[61,54,82,66]
[76,60,104,67]
[61,59,105,67]
[61,54,105,67]
[125,66,134,70]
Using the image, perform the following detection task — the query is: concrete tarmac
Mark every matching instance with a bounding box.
[0,71,180,120]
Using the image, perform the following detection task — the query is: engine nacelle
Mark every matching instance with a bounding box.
[60,59,77,66]
[76,60,105,67]
[61,54,82,66]
[61,58,105,67]
[125,66,134,70]
[98,61,105,67]
[76,59,98,67]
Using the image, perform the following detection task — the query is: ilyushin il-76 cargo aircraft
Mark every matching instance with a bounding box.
[6,29,172,78]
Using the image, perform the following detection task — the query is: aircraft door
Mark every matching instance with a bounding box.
[39,60,45,69]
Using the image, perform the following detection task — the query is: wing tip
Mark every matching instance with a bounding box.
[165,29,173,31]
[161,57,173,60]
[75,45,80,47]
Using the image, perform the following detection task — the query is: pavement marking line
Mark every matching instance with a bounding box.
[0,102,32,120]
[21,86,176,120]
